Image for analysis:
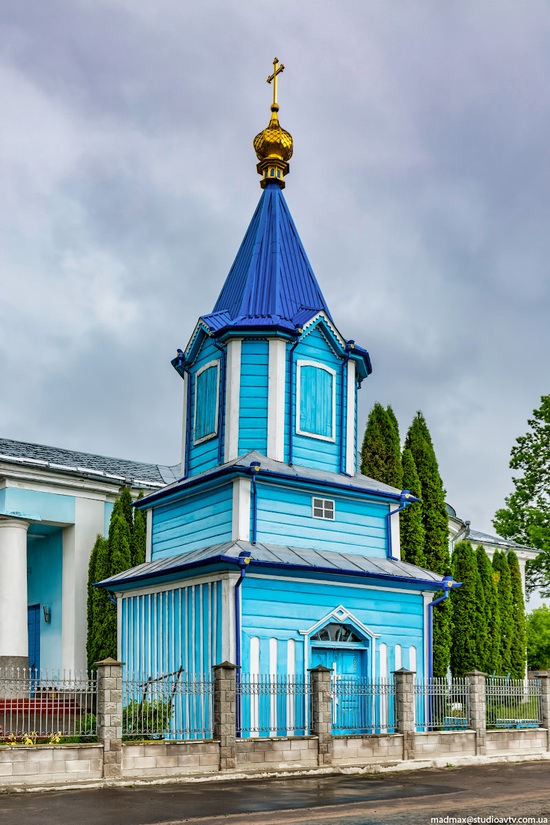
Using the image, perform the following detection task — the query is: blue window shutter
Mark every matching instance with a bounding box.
[299,365,333,438]
[195,364,218,441]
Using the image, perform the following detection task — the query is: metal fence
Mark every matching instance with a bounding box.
[237,674,310,737]
[414,678,470,732]
[0,668,97,741]
[331,677,395,734]
[122,668,213,740]
[486,678,542,729]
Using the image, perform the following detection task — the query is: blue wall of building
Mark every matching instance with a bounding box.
[0,488,75,524]
[255,482,388,557]
[239,339,269,455]
[121,579,223,675]
[287,326,344,473]
[151,483,233,560]
[27,527,63,671]
[188,338,223,476]
[240,575,424,680]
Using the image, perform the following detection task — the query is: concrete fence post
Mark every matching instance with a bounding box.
[95,657,124,780]
[309,665,333,766]
[465,670,486,756]
[537,671,550,751]
[213,662,238,771]
[393,668,416,761]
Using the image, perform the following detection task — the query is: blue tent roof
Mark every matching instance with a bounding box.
[205,182,332,333]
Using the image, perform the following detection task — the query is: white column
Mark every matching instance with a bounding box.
[224,339,242,462]
[232,477,251,541]
[267,338,287,461]
[345,360,356,476]
[0,517,30,669]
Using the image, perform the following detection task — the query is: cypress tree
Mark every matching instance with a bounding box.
[404,412,451,677]
[507,550,527,678]
[400,448,426,567]
[476,546,501,675]
[493,550,514,675]
[119,486,134,534]
[450,541,480,676]
[86,534,108,670]
[361,403,402,488]
[131,494,147,567]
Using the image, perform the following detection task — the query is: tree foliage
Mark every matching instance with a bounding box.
[526,605,550,670]
[361,402,403,488]
[492,550,514,676]
[451,541,488,677]
[476,546,501,675]
[493,394,550,596]
[507,550,527,678]
[400,448,426,567]
[86,487,141,669]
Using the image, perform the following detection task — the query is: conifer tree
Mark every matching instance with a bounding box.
[361,403,402,488]
[493,550,514,675]
[476,546,501,675]
[131,494,147,567]
[86,493,134,668]
[119,486,134,534]
[404,412,451,677]
[451,541,486,676]
[507,550,527,678]
[400,448,426,567]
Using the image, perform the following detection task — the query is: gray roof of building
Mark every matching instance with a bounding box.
[467,527,539,552]
[99,540,446,589]
[141,450,404,505]
[0,438,179,489]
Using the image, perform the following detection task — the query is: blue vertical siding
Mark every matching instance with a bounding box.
[151,483,233,560]
[188,338,223,476]
[288,326,343,472]
[238,339,269,454]
[255,482,388,557]
[122,579,223,675]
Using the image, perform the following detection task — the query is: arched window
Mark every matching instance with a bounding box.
[296,361,336,441]
[311,622,362,643]
[194,360,220,443]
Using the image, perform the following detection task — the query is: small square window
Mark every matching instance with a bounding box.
[312,497,335,520]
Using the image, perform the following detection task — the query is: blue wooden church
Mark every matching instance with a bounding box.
[100,63,450,721]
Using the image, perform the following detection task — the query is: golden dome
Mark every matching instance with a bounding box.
[254,58,293,188]
[253,104,294,164]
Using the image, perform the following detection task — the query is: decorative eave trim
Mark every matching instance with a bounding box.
[299,605,380,639]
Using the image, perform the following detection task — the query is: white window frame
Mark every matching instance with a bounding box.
[312,497,335,520]
[193,359,220,445]
[296,360,336,442]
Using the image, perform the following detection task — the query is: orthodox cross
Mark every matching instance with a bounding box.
[267,57,285,107]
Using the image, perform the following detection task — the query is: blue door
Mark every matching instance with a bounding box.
[311,646,368,734]
[27,604,40,673]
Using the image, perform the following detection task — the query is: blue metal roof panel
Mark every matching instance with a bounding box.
[98,540,445,588]
[212,183,332,327]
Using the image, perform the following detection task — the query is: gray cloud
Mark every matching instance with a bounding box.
[1,0,549,554]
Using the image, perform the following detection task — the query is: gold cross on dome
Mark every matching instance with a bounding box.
[267,57,285,107]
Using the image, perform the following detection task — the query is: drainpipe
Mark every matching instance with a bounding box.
[212,339,227,466]
[386,489,413,560]
[249,461,261,544]
[235,550,252,736]
[288,327,302,466]
[427,577,462,681]
[339,341,353,475]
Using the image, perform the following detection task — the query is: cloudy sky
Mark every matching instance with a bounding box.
[1,2,549,545]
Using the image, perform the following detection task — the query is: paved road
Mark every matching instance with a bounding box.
[0,761,549,825]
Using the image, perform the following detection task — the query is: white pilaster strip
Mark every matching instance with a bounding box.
[224,338,242,461]
[0,518,29,661]
[180,372,188,476]
[390,504,402,561]
[232,476,251,541]
[345,360,356,475]
[267,338,287,461]
[423,592,433,680]
[145,509,153,563]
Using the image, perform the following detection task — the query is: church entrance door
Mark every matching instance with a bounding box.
[310,645,368,734]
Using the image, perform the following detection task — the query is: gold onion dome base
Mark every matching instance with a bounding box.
[253,103,293,189]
